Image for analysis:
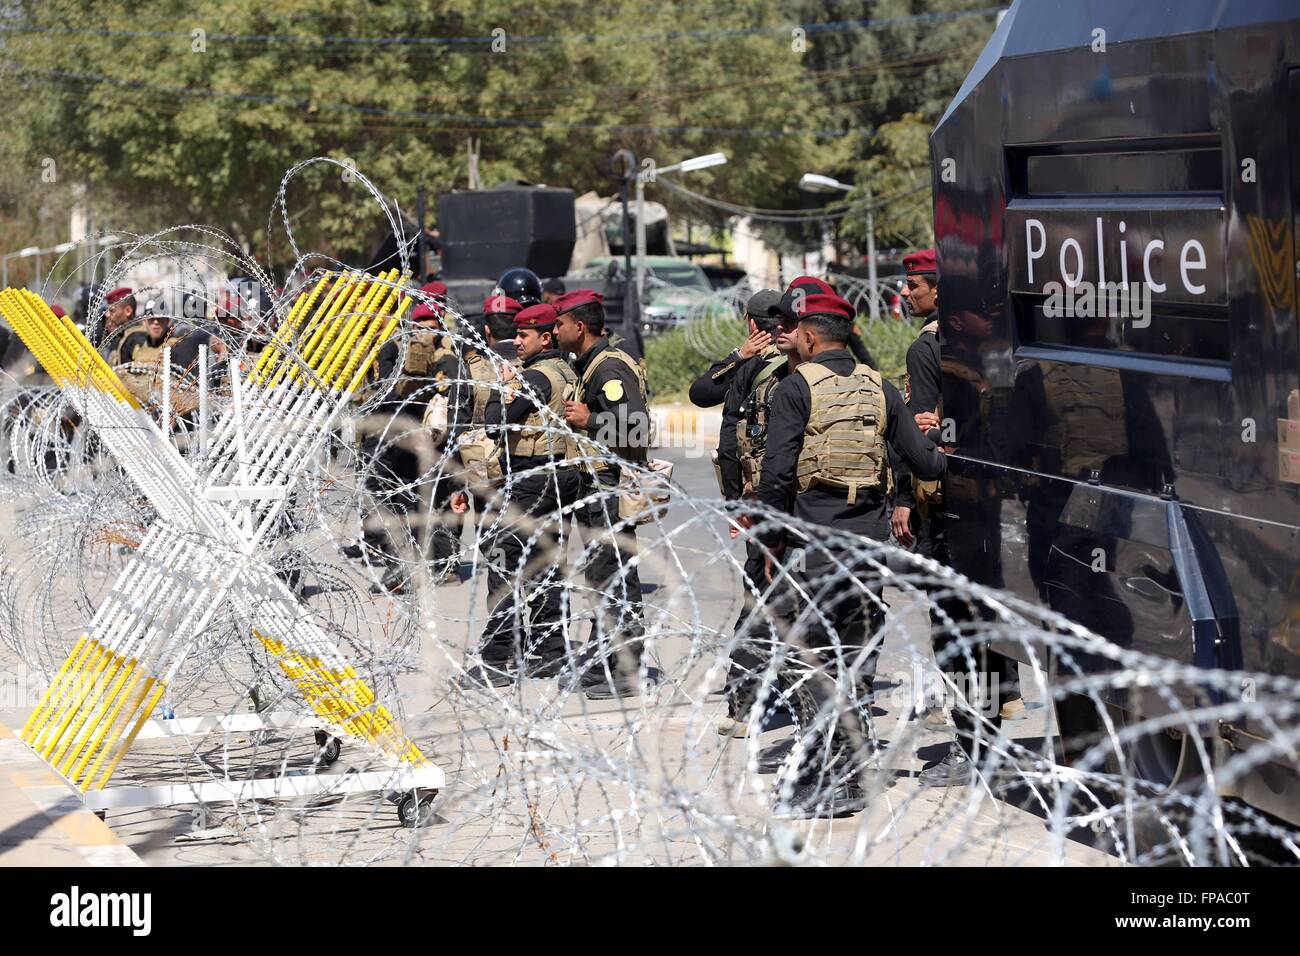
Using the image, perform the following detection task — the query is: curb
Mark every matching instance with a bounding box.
[0,720,142,866]
[650,404,722,451]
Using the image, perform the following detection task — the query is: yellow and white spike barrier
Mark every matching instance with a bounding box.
[1,278,438,820]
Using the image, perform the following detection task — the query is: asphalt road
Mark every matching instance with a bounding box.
[0,435,1119,866]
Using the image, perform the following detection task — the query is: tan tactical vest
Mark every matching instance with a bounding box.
[396,330,451,399]
[464,349,498,424]
[113,328,193,412]
[1040,361,1129,478]
[108,321,143,367]
[507,357,577,458]
[737,354,788,496]
[607,332,649,383]
[129,334,183,367]
[794,361,888,503]
[567,344,647,472]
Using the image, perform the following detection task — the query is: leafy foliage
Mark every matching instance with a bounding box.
[646,311,919,405]
[1,1,850,263]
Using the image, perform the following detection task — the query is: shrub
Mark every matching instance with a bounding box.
[644,316,922,404]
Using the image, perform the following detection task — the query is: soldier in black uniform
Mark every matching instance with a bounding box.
[552,289,654,700]
[713,294,802,736]
[452,302,581,685]
[688,289,780,501]
[755,291,946,817]
[366,298,472,592]
[461,293,522,425]
[889,250,964,736]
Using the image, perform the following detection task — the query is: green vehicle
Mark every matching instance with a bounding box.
[584,256,713,336]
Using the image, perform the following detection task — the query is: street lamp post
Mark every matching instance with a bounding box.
[634,151,726,316]
[799,172,877,319]
[609,150,642,355]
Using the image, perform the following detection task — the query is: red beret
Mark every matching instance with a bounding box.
[421,281,448,297]
[515,303,557,330]
[903,248,937,275]
[105,287,134,305]
[50,304,66,318]
[552,289,603,316]
[786,275,834,296]
[797,292,856,321]
[483,294,523,316]
[410,302,443,323]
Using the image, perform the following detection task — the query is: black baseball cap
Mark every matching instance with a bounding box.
[743,289,780,332]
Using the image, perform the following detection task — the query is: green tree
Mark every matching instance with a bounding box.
[0,1,850,266]
[839,113,934,252]
[773,0,998,256]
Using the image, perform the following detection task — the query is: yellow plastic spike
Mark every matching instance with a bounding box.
[253,630,426,762]
[81,672,148,788]
[10,291,97,393]
[318,273,392,387]
[250,279,313,381]
[281,651,378,739]
[274,275,359,389]
[2,291,70,387]
[296,276,373,387]
[6,291,139,406]
[267,276,343,383]
[37,644,112,758]
[330,269,400,377]
[92,678,165,791]
[50,653,127,769]
[313,309,369,390]
[251,273,333,384]
[70,667,141,785]
[20,635,89,739]
[326,270,402,388]
[292,275,362,379]
[344,314,401,394]
[48,302,136,403]
[27,639,105,746]
[304,273,384,385]
[317,267,394,378]
[55,655,135,775]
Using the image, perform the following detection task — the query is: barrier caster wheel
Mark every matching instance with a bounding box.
[314,731,342,766]
[397,789,438,828]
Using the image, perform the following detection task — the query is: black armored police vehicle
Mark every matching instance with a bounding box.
[931,0,1300,827]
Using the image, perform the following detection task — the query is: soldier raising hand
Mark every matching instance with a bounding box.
[754,289,945,819]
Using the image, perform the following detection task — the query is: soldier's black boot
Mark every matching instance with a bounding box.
[775,763,870,820]
[580,655,655,700]
[461,654,521,689]
[918,743,975,788]
[578,646,658,700]
[755,736,797,774]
